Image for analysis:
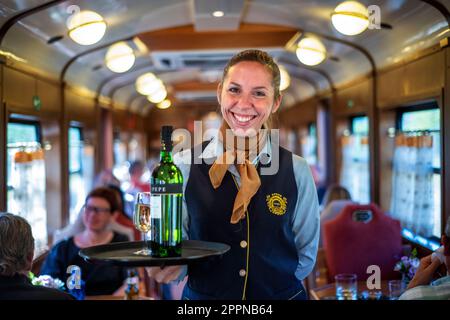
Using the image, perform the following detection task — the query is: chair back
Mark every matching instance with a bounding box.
[323,203,402,282]
[31,250,50,276]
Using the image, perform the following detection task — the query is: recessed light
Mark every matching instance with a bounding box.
[212,11,224,17]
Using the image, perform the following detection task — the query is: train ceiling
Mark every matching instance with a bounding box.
[0,0,449,115]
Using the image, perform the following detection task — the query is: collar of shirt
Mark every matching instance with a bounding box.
[199,131,272,167]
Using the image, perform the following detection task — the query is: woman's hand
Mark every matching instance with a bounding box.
[146,265,186,284]
[407,255,442,289]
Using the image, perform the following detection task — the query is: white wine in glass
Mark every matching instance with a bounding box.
[133,192,152,256]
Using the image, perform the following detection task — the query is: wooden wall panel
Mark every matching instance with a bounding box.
[278,97,318,128]
[334,78,371,116]
[112,109,130,131]
[37,80,59,113]
[3,67,35,110]
[378,51,445,108]
[65,89,96,128]
[3,67,60,119]
[41,119,63,236]
[0,66,6,211]
[378,110,396,213]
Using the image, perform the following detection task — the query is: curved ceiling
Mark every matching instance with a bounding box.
[0,0,449,113]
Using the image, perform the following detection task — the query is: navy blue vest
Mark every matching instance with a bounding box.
[182,141,306,300]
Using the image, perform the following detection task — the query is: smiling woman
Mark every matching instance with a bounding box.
[1,0,450,305]
[146,49,320,300]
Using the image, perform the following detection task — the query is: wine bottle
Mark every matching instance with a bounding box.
[124,268,139,300]
[150,125,183,257]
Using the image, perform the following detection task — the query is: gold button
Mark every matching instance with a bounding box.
[239,269,246,277]
[240,240,247,248]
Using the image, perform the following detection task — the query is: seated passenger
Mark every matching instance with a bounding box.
[319,184,355,246]
[40,187,129,296]
[0,213,73,300]
[53,185,135,243]
[399,217,450,300]
[128,160,150,193]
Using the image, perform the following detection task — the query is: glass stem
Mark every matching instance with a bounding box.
[143,231,148,250]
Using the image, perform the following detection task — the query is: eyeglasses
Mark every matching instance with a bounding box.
[84,205,111,214]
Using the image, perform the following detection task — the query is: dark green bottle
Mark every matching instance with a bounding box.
[150,125,183,257]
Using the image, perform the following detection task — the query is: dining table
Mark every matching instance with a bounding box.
[309,280,391,300]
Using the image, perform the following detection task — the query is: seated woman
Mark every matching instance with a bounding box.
[53,186,135,244]
[40,187,129,296]
[319,184,355,247]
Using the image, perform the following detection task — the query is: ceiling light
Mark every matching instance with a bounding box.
[296,37,327,66]
[279,65,290,91]
[67,10,106,45]
[331,1,369,36]
[148,88,168,104]
[105,42,135,73]
[135,73,163,95]
[157,99,171,109]
[212,11,224,17]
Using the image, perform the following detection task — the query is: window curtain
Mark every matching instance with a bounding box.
[301,135,317,165]
[10,145,47,254]
[339,135,370,204]
[390,134,434,237]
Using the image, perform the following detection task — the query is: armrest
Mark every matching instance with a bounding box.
[31,250,49,275]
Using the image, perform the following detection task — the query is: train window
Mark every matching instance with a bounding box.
[340,116,370,204]
[128,133,147,163]
[6,121,47,254]
[391,107,441,249]
[351,116,369,135]
[302,123,318,166]
[68,127,87,223]
[113,131,129,187]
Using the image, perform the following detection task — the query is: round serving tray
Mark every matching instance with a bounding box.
[79,240,230,267]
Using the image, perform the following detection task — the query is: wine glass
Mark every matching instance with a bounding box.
[132,192,152,256]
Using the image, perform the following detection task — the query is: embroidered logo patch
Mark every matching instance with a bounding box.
[266,193,287,216]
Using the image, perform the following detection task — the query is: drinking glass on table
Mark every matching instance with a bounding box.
[133,192,152,256]
[335,273,358,300]
[388,279,406,300]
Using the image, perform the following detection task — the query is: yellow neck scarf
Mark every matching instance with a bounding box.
[208,122,267,224]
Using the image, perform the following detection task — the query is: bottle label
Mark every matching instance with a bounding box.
[150,195,162,219]
[127,276,139,286]
[151,183,183,194]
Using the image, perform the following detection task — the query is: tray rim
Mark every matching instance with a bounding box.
[78,239,231,267]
